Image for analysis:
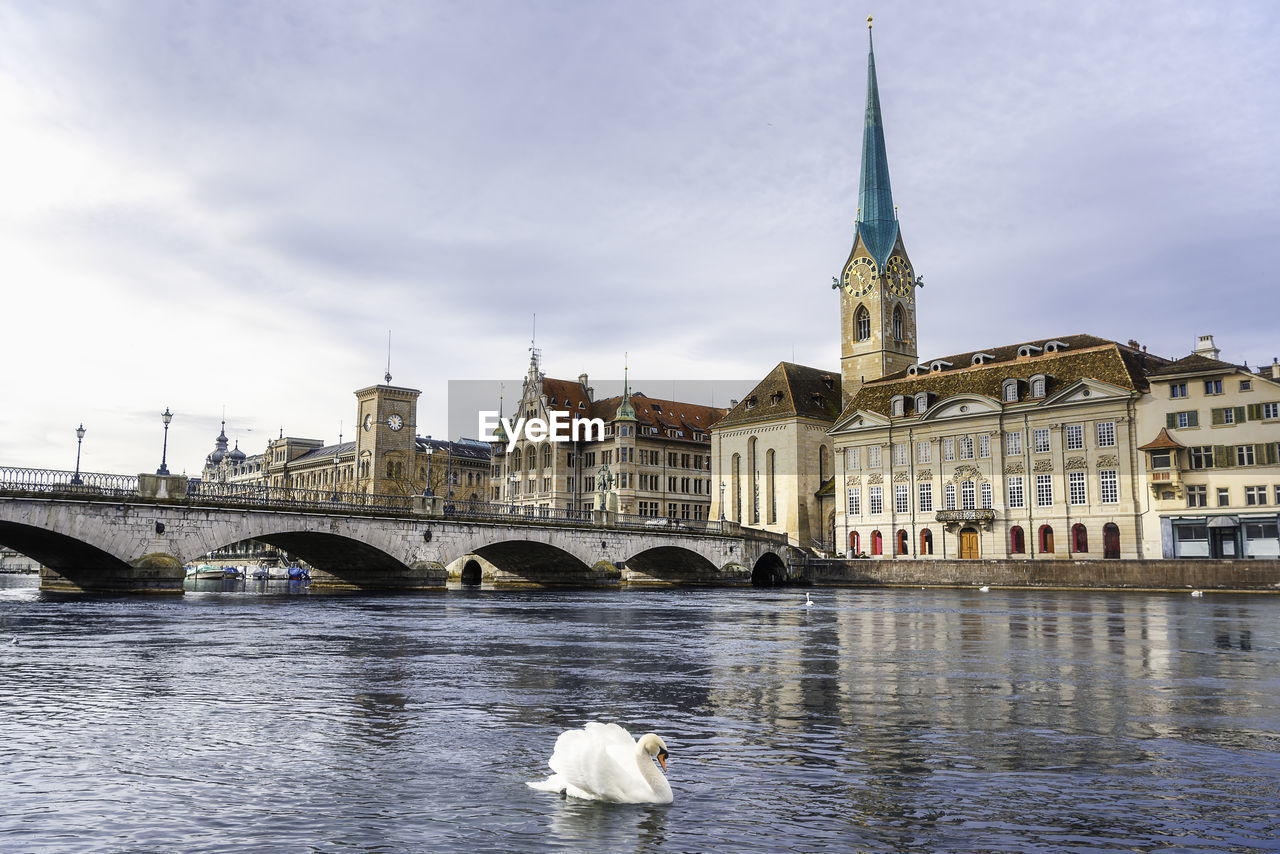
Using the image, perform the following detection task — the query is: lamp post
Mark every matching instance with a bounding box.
[719,480,726,521]
[157,407,173,475]
[71,424,86,485]
[423,445,434,496]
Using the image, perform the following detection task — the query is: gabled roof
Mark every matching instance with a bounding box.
[292,441,357,463]
[714,362,842,429]
[418,436,491,461]
[839,335,1169,421]
[1148,353,1246,378]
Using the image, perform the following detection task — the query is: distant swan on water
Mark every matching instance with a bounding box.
[1190,590,1204,597]
[979,586,990,592]
[528,722,672,804]
[805,591,814,607]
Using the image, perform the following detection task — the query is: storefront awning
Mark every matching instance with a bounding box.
[1207,516,1239,529]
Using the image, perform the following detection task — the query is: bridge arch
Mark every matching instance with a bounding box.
[750,552,787,587]
[467,539,610,587]
[460,559,483,586]
[0,519,176,592]
[623,545,722,585]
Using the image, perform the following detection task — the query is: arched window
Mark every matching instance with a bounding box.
[849,531,860,555]
[818,445,830,481]
[731,453,742,522]
[920,528,934,555]
[891,396,905,417]
[541,445,552,469]
[510,449,521,472]
[1039,525,1055,554]
[1010,526,1026,554]
[1072,523,1089,554]
[855,305,871,341]
[387,460,394,477]
[892,305,905,342]
[945,483,957,510]
[766,449,776,524]
[748,437,759,525]
[1103,523,1121,559]
[896,529,909,555]
[871,530,883,556]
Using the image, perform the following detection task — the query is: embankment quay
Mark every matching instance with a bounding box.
[0,468,789,593]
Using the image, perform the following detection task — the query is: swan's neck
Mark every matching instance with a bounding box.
[634,745,672,800]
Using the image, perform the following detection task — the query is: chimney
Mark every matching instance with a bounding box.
[1194,334,1220,360]
[1272,358,1279,380]
[729,399,739,409]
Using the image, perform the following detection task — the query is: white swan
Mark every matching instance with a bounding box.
[979,585,990,592]
[1190,590,1204,597]
[528,722,672,804]
[805,591,814,607]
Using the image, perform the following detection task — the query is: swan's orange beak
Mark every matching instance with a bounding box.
[657,750,669,772]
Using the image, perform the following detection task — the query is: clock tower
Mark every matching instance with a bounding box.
[838,19,919,407]
[354,379,420,494]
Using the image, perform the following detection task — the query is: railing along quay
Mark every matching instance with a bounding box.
[0,467,139,498]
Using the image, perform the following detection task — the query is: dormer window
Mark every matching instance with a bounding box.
[1017,344,1042,358]
[820,375,835,391]
[1029,374,1047,398]
[890,395,905,417]
[1003,379,1021,403]
[914,392,930,413]
[971,352,995,366]
[1044,340,1069,353]
[930,360,952,373]
[769,391,784,405]
[745,396,757,410]
[811,392,825,406]
[906,364,925,377]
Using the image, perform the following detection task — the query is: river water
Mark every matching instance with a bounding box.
[1,575,1277,853]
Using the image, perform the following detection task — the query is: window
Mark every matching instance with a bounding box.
[944,483,956,510]
[1170,382,1187,398]
[868,445,882,469]
[1033,428,1051,453]
[893,443,908,466]
[1245,486,1268,506]
[1039,525,1055,553]
[1189,446,1214,469]
[871,530,883,555]
[916,441,931,463]
[958,435,974,460]
[1276,485,1280,505]
[1003,380,1019,403]
[915,393,930,413]
[855,306,871,341]
[1010,526,1026,554]
[847,447,860,470]
[980,481,993,509]
[1006,431,1023,456]
[1068,471,1087,505]
[1212,407,1238,426]
[1237,445,1255,466]
[1007,476,1025,509]
[978,433,991,458]
[869,486,883,515]
[892,306,905,342]
[1096,421,1116,447]
[891,396,905,417]
[1204,379,1222,395]
[957,480,973,510]
[847,488,861,515]
[1031,376,1046,398]
[1240,379,1252,391]
[1169,410,1198,429]
[895,485,909,514]
[1036,474,1053,506]
[920,529,934,555]
[1217,487,1230,507]
[918,482,934,512]
[1187,485,1206,508]
[1072,524,1089,554]
[1065,424,1084,450]
[1263,402,1279,419]
[942,437,955,461]
[1099,470,1119,504]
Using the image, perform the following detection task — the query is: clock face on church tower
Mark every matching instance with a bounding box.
[842,256,877,297]
[887,256,914,298]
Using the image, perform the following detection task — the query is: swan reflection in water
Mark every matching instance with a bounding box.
[528,722,673,805]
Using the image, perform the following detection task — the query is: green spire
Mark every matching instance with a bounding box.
[855,20,898,269]
[615,358,637,421]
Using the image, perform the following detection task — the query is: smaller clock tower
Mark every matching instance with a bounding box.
[838,20,919,407]
[354,381,420,494]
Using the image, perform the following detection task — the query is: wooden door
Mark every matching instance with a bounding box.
[960,527,979,560]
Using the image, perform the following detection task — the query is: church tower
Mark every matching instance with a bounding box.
[838,19,919,407]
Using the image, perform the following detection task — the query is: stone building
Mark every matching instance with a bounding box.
[831,334,1168,560]
[1136,335,1280,559]
[489,354,723,518]
[709,362,842,549]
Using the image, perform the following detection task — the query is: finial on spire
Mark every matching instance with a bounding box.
[385,329,392,385]
[867,15,873,29]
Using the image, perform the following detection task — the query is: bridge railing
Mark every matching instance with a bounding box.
[440,499,594,525]
[0,467,139,497]
[188,481,416,513]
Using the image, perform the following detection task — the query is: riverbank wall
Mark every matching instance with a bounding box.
[805,558,1280,592]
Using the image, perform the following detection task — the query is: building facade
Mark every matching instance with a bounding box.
[709,363,841,549]
[1136,336,1280,559]
[489,354,723,519]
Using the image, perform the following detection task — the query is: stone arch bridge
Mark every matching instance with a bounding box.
[0,473,794,594]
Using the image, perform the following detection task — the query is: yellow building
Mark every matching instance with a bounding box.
[1136,335,1280,559]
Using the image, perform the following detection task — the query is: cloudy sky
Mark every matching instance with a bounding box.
[2,0,1276,475]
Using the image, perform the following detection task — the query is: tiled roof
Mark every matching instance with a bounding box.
[1148,353,1245,378]
[840,335,1169,420]
[417,437,492,461]
[538,376,725,442]
[292,441,357,462]
[715,362,842,429]
[1138,428,1185,452]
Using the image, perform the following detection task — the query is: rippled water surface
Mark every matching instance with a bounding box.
[1,576,1278,852]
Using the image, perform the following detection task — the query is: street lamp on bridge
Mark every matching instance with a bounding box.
[157,407,173,476]
[71,424,86,485]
